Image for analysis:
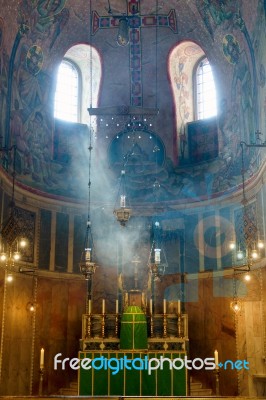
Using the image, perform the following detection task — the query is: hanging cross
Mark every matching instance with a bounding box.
[90,0,177,114]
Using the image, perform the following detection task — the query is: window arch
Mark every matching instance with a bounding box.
[54,44,102,126]
[54,59,80,123]
[195,57,217,120]
[169,42,218,163]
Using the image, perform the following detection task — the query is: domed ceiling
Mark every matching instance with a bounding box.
[0,0,265,206]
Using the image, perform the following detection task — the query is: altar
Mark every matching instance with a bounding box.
[78,350,187,396]
[78,305,188,396]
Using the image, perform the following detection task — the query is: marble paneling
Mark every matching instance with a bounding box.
[0,269,86,396]
[186,275,238,395]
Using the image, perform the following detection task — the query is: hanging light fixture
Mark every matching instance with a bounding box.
[148,220,167,280]
[236,247,244,261]
[0,146,29,267]
[113,169,132,226]
[229,141,265,268]
[229,241,236,250]
[80,133,97,281]
[80,42,97,307]
[230,274,242,314]
[26,301,36,312]
[79,219,96,281]
[230,300,241,313]
[6,273,13,282]
[243,272,251,282]
[0,233,23,262]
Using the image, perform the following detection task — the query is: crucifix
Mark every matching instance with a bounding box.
[89,0,177,116]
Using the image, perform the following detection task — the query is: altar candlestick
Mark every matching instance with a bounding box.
[40,348,44,369]
[177,300,181,314]
[214,349,219,368]
[163,299,166,314]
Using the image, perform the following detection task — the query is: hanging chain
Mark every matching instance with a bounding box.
[29,275,38,395]
[0,270,8,383]
[259,267,266,360]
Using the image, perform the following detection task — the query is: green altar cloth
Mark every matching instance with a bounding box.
[78,351,187,396]
[120,306,148,350]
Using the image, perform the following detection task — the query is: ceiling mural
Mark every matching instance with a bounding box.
[0,0,265,203]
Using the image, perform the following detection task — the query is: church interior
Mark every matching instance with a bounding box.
[0,0,266,398]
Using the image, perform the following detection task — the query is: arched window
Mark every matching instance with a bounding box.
[169,43,218,163]
[195,57,217,120]
[54,59,80,122]
[54,45,101,126]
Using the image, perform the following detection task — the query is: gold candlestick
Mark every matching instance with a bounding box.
[214,368,220,395]
[150,314,154,338]
[177,314,182,337]
[39,367,44,396]
[101,313,105,338]
[115,313,119,337]
[87,314,92,338]
[163,314,167,338]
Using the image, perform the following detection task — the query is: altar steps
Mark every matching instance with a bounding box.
[0,396,265,399]
[57,381,78,396]
[190,377,213,396]
[56,378,212,396]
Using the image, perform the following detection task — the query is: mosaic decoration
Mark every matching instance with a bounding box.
[222,34,240,65]
[91,0,177,107]
[1,206,35,263]
[26,45,44,75]
[108,121,165,200]
[234,203,258,252]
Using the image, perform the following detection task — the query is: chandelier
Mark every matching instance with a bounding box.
[229,140,265,269]
[230,272,242,314]
[0,146,29,268]
[79,219,96,282]
[229,135,266,312]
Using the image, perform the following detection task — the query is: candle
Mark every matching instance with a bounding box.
[214,349,219,368]
[163,299,166,314]
[88,299,91,314]
[40,348,44,369]
[102,299,105,314]
[177,300,181,315]
[116,299,119,314]
[150,299,153,314]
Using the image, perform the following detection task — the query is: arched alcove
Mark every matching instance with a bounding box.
[169,41,217,163]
